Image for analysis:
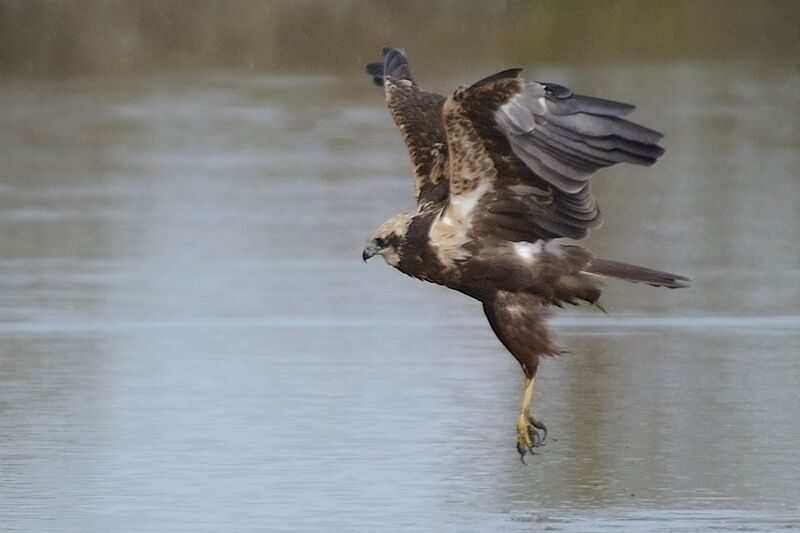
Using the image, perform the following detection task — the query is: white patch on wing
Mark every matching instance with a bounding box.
[450,179,490,219]
[513,241,543,263]
[429,211,471,264]
[429,179,493,266]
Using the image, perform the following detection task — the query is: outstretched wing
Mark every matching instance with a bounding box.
[437,71,665,247]
[497,81,664,194]
[366,48,448,205]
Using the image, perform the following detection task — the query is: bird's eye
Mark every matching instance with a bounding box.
[375,237,387,248]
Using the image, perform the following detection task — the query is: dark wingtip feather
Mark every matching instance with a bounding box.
[640,143,666,165]
[366,47,412,86]
[383,47,413,81]
[365,62,383,86]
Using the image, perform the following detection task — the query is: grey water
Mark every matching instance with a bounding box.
[2,5,800,532]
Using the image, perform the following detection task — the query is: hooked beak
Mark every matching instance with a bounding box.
[362,242,380,262]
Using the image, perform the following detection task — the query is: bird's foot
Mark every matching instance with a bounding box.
[516,413,547,463]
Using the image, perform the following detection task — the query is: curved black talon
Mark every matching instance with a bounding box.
[517,417,549,463]
[530,427,541,447]
[518,443,538,464]
[529,416,548,446]
[517,442,528,464]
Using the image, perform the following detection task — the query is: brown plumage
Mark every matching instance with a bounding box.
[362,48,689,461]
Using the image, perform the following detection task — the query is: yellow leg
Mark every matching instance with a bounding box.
[515,377,535,451]
[521,376,535,416]
[516,376,547,462]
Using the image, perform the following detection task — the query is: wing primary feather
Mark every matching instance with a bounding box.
[383,48,414,84]
[588,136,665,161]
[528,82,637,116]
[510,137,593,193]
[545,112,663,145]
[365,62,384,86]
[543,121,664,162]
[546,93,637,117]
[535,126,658,166]
[525,132,608,170]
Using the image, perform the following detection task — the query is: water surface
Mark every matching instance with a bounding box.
[2,25,800,533]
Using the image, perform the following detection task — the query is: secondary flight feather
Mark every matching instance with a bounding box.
[362,47,689,461]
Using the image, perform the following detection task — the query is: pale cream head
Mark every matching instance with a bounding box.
[362,211,414,267]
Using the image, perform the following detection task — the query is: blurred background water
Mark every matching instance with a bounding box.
[1,1,799,531]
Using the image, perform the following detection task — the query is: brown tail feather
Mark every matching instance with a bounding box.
[585,258,690,289]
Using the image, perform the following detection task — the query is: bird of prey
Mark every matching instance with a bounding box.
[362,47,689,461]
